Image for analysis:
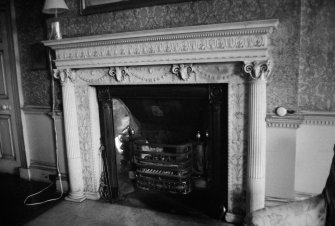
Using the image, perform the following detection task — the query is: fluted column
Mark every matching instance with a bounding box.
[54,69,86,202]
[243,61,271,213]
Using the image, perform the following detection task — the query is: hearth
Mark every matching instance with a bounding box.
[97,84,228,218]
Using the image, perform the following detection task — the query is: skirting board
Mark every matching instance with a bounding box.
[294,191,317,201]
[20,167,69,193]
[19,167,54,183]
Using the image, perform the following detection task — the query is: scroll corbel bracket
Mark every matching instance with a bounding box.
[108,66,129,82]
[171,64,195,81]
[53,69,76,85]
[243,61,272,81]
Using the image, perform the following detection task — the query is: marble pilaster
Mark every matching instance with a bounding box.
[54,69,86,202]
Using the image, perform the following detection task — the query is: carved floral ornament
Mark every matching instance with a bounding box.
[171,64,195,81]
[108,66,129,82]
[53,68,76,84]
[243,61,272,81]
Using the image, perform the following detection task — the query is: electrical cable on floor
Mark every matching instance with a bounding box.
[24,49,64,206]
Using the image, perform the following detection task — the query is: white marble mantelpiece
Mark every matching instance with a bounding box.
[43,19,278,221]
[44,19,278,69]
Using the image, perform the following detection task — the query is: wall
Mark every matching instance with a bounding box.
[14,0,65,182]
[15,0,50,107]
[295,123,335,194]
[265,0,335,201]
[266,117,335,201]
[266,126,297,199]
[24,109,67,181]
[298,0,335,111]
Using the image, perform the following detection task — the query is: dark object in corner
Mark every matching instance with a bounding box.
[322,144,335,226]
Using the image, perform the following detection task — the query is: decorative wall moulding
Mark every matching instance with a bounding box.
[42,19,279,69]
[266,112,335,128]
[266,114,303,128]
[22,105,56,112]
[30,160,58,171]
[302,112,335,126]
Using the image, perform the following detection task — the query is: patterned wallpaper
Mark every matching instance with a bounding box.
[298,0,335,111]
[15,0,49,107]
[15,0,62,108]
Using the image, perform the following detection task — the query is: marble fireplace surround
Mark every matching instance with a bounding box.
[43,19,278,219]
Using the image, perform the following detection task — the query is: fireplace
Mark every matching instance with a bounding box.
[43,19,278,222]
[96,84,228,217]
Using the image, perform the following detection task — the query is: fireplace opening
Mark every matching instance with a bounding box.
[97,84,228,219]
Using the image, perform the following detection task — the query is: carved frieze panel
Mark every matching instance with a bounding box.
[55,35,266,60]
[75,63,244,85]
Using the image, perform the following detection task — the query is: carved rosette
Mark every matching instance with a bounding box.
[53,68,76,85]
[171,64,195,81]
[243,61,272,81]
[108,66,129,82]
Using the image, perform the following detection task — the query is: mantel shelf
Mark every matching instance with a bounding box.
[42,19,278,69]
